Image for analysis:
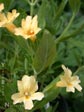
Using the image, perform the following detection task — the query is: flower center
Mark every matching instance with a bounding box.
[67,82,73,87]
[24,92,30,99]
[27,30,34,36]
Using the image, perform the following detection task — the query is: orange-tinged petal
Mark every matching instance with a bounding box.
[5,23,16,33]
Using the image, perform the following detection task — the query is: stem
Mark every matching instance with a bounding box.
[56,23,84,42]
[74,66,84,75]
[56,13,75,44]
[30,0,34,16]
[24,58,28,74]
[28,0,35,16]
[28,0,38,16]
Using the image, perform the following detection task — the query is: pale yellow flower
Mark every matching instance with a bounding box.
[0,9,19,32]
[0,3,4,12]
[15,15,41,41]
[56,65,82,93]
[11,75,44,110]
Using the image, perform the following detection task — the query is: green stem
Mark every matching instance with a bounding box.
[24,58,28,74]
[28,0,38,16]
[56,13,75,44]
[30,0,34,16]
[74,66,84,75]
[56,23,84,42]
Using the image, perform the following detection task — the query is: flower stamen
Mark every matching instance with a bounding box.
[27,30,34,36]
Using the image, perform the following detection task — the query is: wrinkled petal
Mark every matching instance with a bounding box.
[11,93,24,104]
[24,99,34,110]
[31,92,44,101]
[66,87,75,93]
[22,75,38,92]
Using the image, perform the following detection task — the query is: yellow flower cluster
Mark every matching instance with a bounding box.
[0,3,19,32]
[0,3,82,111]
[0,3,41,41]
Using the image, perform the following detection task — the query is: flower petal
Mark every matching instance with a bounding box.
[75,84,82,92]
[31,15,38,29]
[66,87,75,93]
[15,28,23,35]
[22,75,38,93]
[62,65,72,77]
[31,92,44,101]
[56,81,66,87]
[17,81,24,93]
[11,93,24,104]
[7,9,20,23]
[71,76,81,84]
[0,3,4,12]
[0,13,7,27]
[24,99,34,110]
[22,16,32,30]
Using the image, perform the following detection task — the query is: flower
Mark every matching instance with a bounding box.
[56,65,82,93]
[15,15,41,41]
[11,75,44,110]
[0,9,19,32]
[0,3,4,12]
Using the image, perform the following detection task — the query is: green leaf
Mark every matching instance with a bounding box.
[38,0,47,29]
[0,0,15,11]
[5,107,16,112]
[33,76,60,110]
[54,0,68,21]
[12,35,34,58]
[69,0,81,14]
[4,79,17,103]
[33,30,56,74]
